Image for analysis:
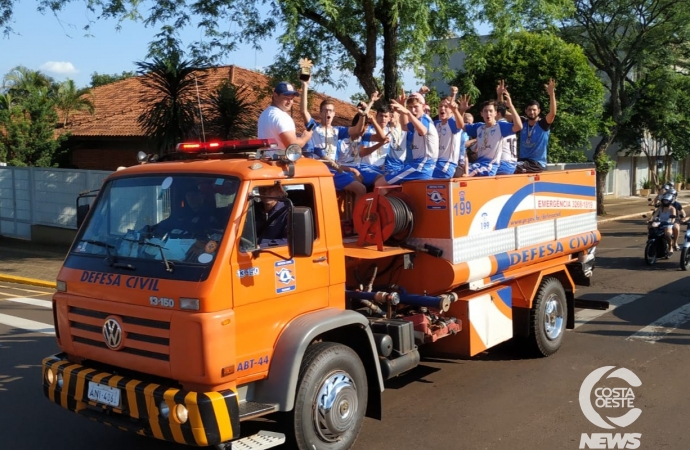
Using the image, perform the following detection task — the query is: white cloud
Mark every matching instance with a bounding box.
[40,61,78,76]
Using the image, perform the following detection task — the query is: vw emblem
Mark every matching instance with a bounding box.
[103,317,124,350]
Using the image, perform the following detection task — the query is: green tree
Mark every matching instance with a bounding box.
[136,51,210,154]
[618,69,690,189]
[0,89,67,166]
[450,32,604,164]
[55,79,95,126]
[205,81,255,140]
[560,0,690,214]
[7,1,572,100]
[90,71,136,88]
[0,67,66,166]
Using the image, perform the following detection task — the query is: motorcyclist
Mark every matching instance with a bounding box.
[651,182,674,207]
[648,192,677,254]
[669,188,688,251]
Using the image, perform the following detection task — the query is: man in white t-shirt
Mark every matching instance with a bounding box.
[257,81,313,150]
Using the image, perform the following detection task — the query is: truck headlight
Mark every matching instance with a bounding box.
[159,401,170,419]
[174,404,189,424]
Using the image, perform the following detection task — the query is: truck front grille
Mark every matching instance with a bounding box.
[68,306,171,362]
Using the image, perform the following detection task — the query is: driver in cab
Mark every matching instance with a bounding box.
[255,183,289,247]
[144,185,221,262]
[153,187,219,239]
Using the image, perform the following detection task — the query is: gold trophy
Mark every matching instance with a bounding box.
[298,57,313,82]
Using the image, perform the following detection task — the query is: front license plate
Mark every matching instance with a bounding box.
[87,381,121,408]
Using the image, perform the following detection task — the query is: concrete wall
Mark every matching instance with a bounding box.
[0,167,112,242]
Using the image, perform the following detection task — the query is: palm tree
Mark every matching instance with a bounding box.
[136,51,210,154]
[55,79,95,126]
[3,66,54,100]
[205,81,256,140]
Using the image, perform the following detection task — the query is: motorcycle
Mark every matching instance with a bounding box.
[680,223,690,270]
[645,219,672,265]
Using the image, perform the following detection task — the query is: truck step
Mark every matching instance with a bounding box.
[228,431,286,450]
[238,401,278,420]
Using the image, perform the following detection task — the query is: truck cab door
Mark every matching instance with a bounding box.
[230,181,331,379]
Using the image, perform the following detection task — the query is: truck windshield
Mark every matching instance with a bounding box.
[74,175,239,267]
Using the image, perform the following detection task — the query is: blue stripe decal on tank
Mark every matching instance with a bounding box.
[495,182,596,230]
[497,286,512,308]
[494,252,511,273]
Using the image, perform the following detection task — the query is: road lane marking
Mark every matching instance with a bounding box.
[574,294,644,329]
[0,313,54,335]
[6,297,52,309]
[0,283,54,295]
[627,303,690,344]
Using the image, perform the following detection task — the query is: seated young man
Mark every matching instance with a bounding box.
[463,90,522,177]
[300,79,373,200]
[433,89,466,179]
[374,93,439,187]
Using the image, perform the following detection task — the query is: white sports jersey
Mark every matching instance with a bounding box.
[309,124,349,160]
[498,118,517,163]
[360,124,387,166]
[465,121,515,163]
[435,117,462,164]
[407,115,439,163]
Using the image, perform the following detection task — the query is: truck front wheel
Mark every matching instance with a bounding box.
[292,342,368,450]
[529,277,567,357]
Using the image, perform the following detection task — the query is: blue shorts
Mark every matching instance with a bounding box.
[468,159,499,177]
[385,165,433,184]
[331,169,358,191]
[432,160,457,179]
[384,158,405,175]
[496,160,517,175]
[357,164,384,187]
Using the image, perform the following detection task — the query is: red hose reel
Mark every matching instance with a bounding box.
[353,187,415,250]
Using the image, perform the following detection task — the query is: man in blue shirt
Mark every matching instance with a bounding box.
[514,78,557,174]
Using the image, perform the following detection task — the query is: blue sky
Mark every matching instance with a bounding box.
[1,1,420,102]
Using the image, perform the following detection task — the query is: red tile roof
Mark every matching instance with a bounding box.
[63,65,358,138]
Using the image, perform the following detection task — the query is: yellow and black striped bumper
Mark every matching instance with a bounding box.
[42,353,240,447]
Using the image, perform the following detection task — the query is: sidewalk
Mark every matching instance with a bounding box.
[0,193,673,288]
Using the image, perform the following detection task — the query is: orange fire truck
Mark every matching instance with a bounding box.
[42,140,602,450]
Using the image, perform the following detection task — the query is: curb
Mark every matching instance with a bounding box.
[0,274,56,289]
[597,211,650,224]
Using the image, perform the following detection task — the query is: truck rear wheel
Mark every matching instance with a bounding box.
[291,342,368,450]
[529,277,567,357]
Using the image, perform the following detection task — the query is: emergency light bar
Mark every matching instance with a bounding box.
[175,139,277,153]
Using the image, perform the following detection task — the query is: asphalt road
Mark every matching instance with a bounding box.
[1,217,689,450]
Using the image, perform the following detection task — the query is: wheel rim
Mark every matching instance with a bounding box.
[313,370,358,443]
[543,294,564,340]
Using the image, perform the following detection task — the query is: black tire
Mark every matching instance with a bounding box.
[291,342,368,450]
[681,248,690,271]
[644,241,657,266]
[529,277,567,357]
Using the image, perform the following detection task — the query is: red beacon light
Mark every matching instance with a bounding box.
[175,139,278,153]
[173,139,300,163]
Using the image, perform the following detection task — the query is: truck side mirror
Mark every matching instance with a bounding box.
[76,204,90,228]
[289,206,314,257]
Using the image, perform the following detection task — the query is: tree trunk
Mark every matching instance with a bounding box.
[380,9,399,102]
[593,133,616,216]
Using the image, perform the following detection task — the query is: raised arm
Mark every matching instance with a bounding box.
[349,91,380,138]
[300,80,311,125]
[503,90,523,133]
[545,78,557,124]
[455,94,473,131]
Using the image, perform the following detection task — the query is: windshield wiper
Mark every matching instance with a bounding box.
[81,239,117,266]
[140,240,174,273]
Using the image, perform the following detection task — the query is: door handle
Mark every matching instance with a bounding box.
[313,256,327,263]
